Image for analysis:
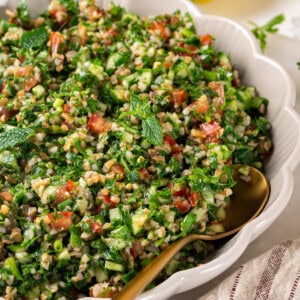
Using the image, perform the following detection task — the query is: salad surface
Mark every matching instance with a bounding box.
[0,0,272,298]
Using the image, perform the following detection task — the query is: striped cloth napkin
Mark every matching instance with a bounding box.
[198,239,300,300]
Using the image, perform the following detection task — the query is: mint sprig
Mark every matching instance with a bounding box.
[250,14,285,52]
[0,128,35,151]
[120,93,163,146]
[21,27,49,50]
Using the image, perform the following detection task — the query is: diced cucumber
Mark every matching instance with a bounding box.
[109,207,123,223]
[122,131,134,143]
[132,208,150,235]
[190,207,207,222]
[95,268,108,282]
[105,261,124,272]
[182,27,195,37]
[140,139,151,149]
[4,257,22,280]
[104,238,127,250]
[106,52,129,74]
[164,210,176,223]
[122,13,140,23]
[73,47,90,66]
[122,72,138,89]
[175,61,188,79]
[58,249,70,261]
[207,223,225,233]
[139,69,152,87]
[32,85,45,98]
[203,70,218,81]
[216,206,226,221]
[110,86,128,103]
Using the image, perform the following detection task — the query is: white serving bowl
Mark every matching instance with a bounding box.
[1,0,300,299]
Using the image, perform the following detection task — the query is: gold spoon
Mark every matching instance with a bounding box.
[113,166,270,300]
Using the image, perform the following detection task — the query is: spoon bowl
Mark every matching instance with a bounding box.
[113,166,270,300]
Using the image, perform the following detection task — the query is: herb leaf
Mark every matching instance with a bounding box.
[142,116,163,146]
[21,27,49,50]
[180,212,197,236]
[0,128,34,151]
[250,14,285,52]
[129,93,151,119]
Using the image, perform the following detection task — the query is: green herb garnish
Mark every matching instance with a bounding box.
[0,128,34,151]
[250,14,285,52]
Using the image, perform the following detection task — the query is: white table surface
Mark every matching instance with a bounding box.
[171,1,300,299]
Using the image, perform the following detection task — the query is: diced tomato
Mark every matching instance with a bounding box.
[171,145,182,155]
[172,187,190,197]
[165,61,171,69]
[63,104,71,113]
[0,191,13,202]
[107,28,118,39]
[91,221,103,234]
[173,197,191,213]
[200,120,221,137]
[200,34,213,46]
[0,106,12,122]
[130,241,144,258]
[164,135,176,147]
[150,21,168,39]
[50,31,64,55]
[48,1,68,25]
[90,284,114,298]
[102,194,116,209]
[111,164,125,180]
[54,186,71,206]
[87,112,111,134]
[170,15,180,26]
[139,168,150,181]
[65,179,75,193]
[193,95,209,114]
[23,77,39,91]
[15,66,33,78]
[188,192,198,207]
[49,9,58,20]
[172,89,187,108]
[47,211,73,231]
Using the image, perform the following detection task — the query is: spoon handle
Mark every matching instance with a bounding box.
[113,234,202,300]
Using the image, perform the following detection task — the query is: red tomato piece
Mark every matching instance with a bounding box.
[65,179,75,193]
[54,186,71,206]
[91,221,103,234]
[172,89,187,108]
[200,34,213,46]
[193,96,209,114]
[173,197,191,213]
[164,135,176,147]
[188,192,198,207]
[172,187,190,197]
[47,211,73,231]
[87,112,111,134]
[138,168,150,181]
[150,21,168,39]
[165,61,171,69]
[102,194,116,209]
[50,31,64,55]
[200,120,221,137]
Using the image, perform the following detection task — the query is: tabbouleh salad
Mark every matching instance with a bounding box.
[0,0,272,298]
